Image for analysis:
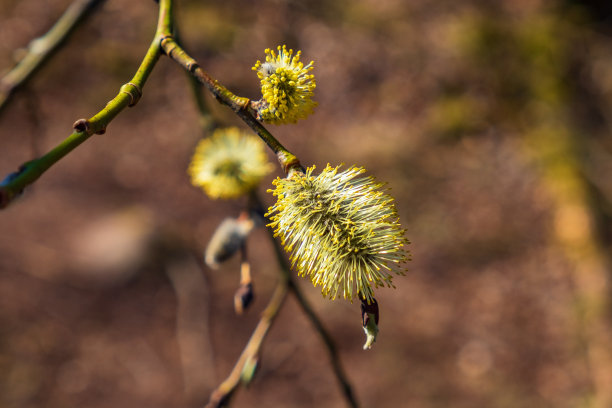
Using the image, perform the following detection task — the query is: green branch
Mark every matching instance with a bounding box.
[0,0,173,209]
[0,0,302,210]
[174,29,216,133]
[0,39,161,208]
[0,0,104,115]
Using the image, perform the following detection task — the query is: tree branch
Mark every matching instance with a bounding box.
[204,281,289,408]
[159,37,303,175]
[0,0,173,209]
[0,0,105,115]
[2,2,361,406]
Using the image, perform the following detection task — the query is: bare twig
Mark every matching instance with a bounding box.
[0,0,171,209]
[204,282,289,408]
[270,232,360,408]
[288,281,359,408]
[0,0,105,115]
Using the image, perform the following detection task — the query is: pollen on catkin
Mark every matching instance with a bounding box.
[266,164,409,303]
[188,127,273,200]
[252,45,317,124]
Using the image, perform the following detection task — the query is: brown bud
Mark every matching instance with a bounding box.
[234,283,254,315]
[72,118,89,133]
[361,297,379,350]
[361,297,379,326]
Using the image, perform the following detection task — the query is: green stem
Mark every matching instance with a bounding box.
[0,0,171,209]
[157,0,173,35]
[0,0,104,115]
[160,37,302,175]
[0,0,306,209]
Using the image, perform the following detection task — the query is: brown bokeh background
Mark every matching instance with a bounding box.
[2,0,612,407]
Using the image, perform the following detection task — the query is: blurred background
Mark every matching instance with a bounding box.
[2,0,612,407]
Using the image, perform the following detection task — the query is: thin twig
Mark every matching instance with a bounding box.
[0,0,105,115]
[203,213,358,408]
[289,281,360,407]
[0,0,303,209]
[204,281,289,408]
[0,0,172,209]
[159,37,303,175]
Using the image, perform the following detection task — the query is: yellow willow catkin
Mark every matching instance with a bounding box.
[188,127,273,200]
[252,45,317,124]
[267,164,409,303]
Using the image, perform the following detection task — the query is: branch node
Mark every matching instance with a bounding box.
[249,100,265,120]
[120,82,142,107]
[160,35,200,75]
[72,118,90,133]
[188,62,199,73]
[277,152,302,175]
[159,34,173,51]
[233,96,250,112]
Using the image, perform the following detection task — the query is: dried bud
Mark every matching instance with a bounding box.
[234,282,254,315]
[205,217,254,269]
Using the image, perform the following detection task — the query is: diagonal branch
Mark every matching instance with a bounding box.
[0,0,302,210]
[286,279,360,408]
[204,281,289,408]
[202,219,359,408]
[0,0,173,209]
[0,0,105,115]
[159,37,303,176]
[201,191,359,408]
